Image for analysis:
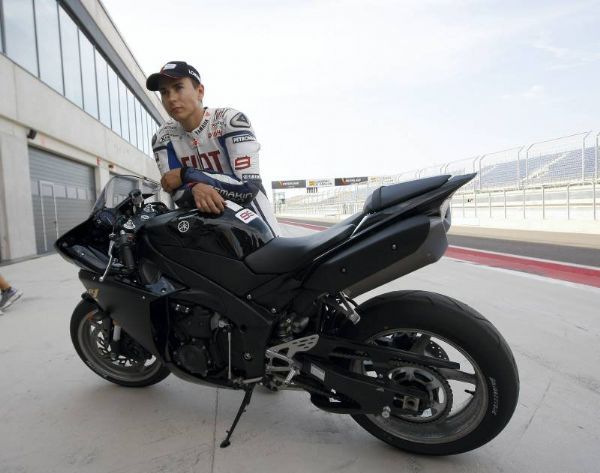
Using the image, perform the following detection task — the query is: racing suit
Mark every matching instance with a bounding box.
[152,107,280,235]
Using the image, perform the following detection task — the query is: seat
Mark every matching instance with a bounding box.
[245,224,355,274]
[363,175,451,213]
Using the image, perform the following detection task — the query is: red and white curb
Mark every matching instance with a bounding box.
[277,219,600,289]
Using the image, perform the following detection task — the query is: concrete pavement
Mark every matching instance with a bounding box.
[1,223,599,472]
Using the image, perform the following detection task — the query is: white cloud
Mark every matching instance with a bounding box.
[533,37,600,70]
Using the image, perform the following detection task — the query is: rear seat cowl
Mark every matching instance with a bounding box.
[363,175,451,213]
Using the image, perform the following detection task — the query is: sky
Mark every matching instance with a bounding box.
[101,0,600,187]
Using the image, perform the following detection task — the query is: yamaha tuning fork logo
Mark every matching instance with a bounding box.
[177,220,190,233]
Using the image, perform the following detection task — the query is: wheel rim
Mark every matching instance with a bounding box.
[78,314,163,383]
[351,328,488,445]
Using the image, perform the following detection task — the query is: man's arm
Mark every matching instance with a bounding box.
[152,132,223,211]
[219,111,267,193]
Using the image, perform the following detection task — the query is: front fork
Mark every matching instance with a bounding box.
[85,306,123,359]
[109,321,122,360]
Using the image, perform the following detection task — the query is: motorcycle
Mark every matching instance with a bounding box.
[56,173,519,455]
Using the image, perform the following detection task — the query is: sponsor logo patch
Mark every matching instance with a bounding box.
[162,63,177,70]
[234,156,252,170]
[215,108,230,120]
[230,112,251,128]
[242,173,260,181]
[194,119,210,135]
[232,135,255,144]
[235,208,258,224]
[217,189,254,202]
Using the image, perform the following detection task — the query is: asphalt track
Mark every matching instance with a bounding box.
[277,218,600,288]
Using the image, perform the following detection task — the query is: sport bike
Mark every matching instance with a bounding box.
[56,173,518,454]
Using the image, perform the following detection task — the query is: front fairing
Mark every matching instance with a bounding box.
[55,216,110,273]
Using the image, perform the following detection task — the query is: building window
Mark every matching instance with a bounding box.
[136,99,144,152]
[3,0,38,75]
[79,31,98,118]
[118,77,129,141]
[146,111,153,154]
[95,51,111,128]
[59,6,82,107]
[34,0,63,93]
[142,109,149,155]
[127,89,137,147]
[107,66,121,135]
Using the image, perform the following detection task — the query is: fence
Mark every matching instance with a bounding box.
[275,131,600,222]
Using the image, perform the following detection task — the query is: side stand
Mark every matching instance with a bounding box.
[220,386,255,448]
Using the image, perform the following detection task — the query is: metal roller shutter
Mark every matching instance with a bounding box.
[29,148,96,254]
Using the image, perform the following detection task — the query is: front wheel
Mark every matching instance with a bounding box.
[70,300,170,388]
[340,290,519,455]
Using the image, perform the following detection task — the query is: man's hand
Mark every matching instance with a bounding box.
[161,169,182,192]
[192,183,225,213]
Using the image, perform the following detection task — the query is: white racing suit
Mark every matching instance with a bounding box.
[152,107,280,235]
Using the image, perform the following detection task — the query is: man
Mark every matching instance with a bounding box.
[146,61,280,235]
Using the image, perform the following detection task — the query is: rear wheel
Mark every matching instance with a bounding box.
[70,300,170,387]
[340,290,519,455]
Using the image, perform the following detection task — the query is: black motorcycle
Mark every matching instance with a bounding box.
[56,173,518,455]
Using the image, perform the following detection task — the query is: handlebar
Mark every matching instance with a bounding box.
[117,233,136,272]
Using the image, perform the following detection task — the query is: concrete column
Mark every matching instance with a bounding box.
[0,126,37,261]
[95,166,111,200]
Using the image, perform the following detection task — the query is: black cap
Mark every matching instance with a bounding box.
[146,61,201,91]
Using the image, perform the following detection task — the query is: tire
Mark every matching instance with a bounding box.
[70,299,170,388]
[339,290,519,455]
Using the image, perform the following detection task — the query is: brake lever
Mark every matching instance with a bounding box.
[99,233,116,282]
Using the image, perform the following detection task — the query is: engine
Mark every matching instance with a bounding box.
[169,302,226,376]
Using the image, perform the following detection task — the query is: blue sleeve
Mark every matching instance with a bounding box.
[180,167,259,204]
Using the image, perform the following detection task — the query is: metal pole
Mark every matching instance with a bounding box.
[525,143,535,189]
[596,132,600,181]
[567,184,570,220]
[489,191,492,217]
[523,188,526,219]
[594,179,597,220]
[595,132,599,220]
[479,155,486,190]
[504,189,507,219]
[542,186,545,219]
[517,146,523,189]
[582,131,591,182]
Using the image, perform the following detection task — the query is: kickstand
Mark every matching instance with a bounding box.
[220,386,255,448]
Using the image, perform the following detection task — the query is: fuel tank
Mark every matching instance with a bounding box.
[143,202,275,260]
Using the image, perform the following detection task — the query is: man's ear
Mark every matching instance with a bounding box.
[197,83,205,102]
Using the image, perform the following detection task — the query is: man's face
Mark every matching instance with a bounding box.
[158,76,204,123]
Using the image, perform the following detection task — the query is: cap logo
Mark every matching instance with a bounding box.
[189,69,200,82]
[162,63,177,70]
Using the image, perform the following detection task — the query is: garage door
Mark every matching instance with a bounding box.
[29,148,96,254]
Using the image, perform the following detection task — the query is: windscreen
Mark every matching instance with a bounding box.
[92,175,161,214]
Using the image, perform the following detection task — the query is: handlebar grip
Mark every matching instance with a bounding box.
[120,241,136,271]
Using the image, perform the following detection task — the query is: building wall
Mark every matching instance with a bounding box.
[0,0,169,262]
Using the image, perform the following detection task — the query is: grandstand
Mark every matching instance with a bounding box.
[274,131,600,227]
